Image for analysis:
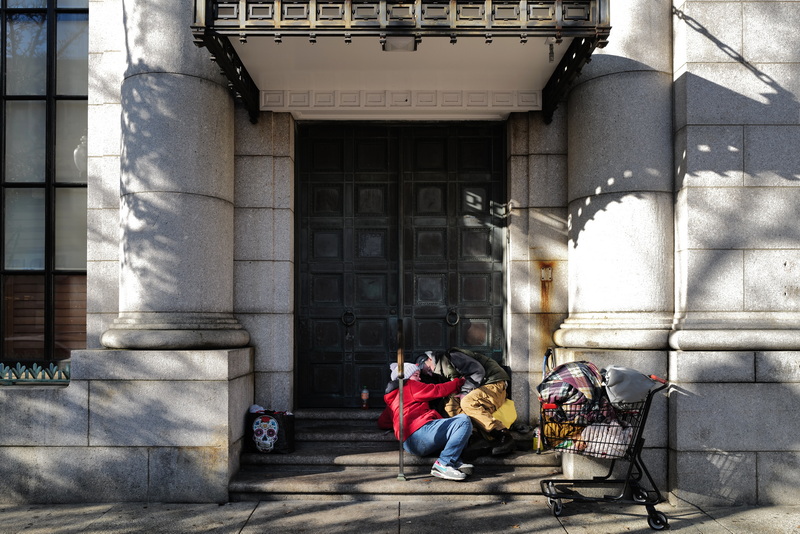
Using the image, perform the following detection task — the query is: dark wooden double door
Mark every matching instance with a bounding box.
[297,123,506,408]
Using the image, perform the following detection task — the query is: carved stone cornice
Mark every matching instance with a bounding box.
[196,0,609,40]
[192,0,610,122]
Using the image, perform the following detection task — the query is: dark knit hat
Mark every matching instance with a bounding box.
[416,351,435,367]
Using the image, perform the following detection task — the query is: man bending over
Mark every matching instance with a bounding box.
[417,348,515,456]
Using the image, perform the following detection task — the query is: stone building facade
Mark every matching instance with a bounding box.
[1,0,799,506]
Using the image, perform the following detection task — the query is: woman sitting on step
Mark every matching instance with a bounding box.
[383,362,474,481]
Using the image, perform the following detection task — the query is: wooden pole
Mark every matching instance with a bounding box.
[396,323,406,481]
[396,147,406,481]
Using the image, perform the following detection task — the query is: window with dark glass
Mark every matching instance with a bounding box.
[2,0,88,365]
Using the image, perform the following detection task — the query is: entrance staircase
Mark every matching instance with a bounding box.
[229,409,561,502]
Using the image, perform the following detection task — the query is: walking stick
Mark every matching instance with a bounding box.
[396,323,406,481]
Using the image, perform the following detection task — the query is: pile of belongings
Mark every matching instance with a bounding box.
[537,361,658,459]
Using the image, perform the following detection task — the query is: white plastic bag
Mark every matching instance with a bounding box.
[580,421,634,458]
[602,366,657,405]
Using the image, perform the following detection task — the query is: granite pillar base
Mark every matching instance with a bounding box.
[101,312,250,350]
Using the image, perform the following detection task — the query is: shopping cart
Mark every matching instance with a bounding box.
[538,375,669,530]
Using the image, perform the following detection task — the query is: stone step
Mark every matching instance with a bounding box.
[291,408,386,420]
[241,445,560,468]
[293,421,396,442]
[289,409,539,446]
[233,409,560,501]
[229,464,561,502]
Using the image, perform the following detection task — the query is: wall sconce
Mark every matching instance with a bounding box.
[546,36,558,62]
[382,35,417,51]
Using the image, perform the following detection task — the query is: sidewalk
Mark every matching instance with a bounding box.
[1,498,799,533]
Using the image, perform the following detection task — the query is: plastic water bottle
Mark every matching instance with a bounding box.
[361,386,369,409]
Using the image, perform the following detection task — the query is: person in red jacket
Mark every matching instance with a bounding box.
[383,362,473,481]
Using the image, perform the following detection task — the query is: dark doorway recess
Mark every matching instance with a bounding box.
[296,122,507,408]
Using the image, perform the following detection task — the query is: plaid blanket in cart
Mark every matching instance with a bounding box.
[537,361,614,423]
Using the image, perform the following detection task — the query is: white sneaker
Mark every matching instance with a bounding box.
[455,461,474,475]
[431,460,466,481]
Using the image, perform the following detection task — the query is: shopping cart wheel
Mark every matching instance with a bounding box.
[647,510,668,530]
[546,496,563,517]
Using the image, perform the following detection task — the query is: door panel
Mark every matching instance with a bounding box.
[297,123,505,408]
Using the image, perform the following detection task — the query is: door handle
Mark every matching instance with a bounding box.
[445,308,460,326]
[341,309,356,327]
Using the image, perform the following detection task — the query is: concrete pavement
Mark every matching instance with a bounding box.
[1,499,799,533]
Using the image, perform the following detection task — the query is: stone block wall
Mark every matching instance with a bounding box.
[0,349,253,503]
[506,110,570,424]
[669,351,800,506]
[87,0,124,348]
[670,0,800,506]
[10,0,800,507]
[673,1,800,341]
[234,111,296,412]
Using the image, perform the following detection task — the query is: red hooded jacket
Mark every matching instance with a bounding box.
[383,377,465,442]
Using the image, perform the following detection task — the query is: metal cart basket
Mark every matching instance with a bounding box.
[539,378,669,530]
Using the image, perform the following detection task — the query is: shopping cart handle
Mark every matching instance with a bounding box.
[649,375,667,384]
[542,403,558,409]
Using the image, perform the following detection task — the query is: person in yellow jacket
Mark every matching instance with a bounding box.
[417,348,515,456]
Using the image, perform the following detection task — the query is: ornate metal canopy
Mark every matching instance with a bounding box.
[192,0,610,123]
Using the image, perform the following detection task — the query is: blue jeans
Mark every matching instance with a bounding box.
[403,414,472,467]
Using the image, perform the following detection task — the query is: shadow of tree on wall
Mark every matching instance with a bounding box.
[0,0,245,505]
[555,5,800,509]
[5,0,800,513]
[667,357,800,507]
[670,5,800,324]
[117,3,185,313]
[673,6,799,124]
[671,7,800,508]
[567,7,799,246]
[115,0,235,317]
